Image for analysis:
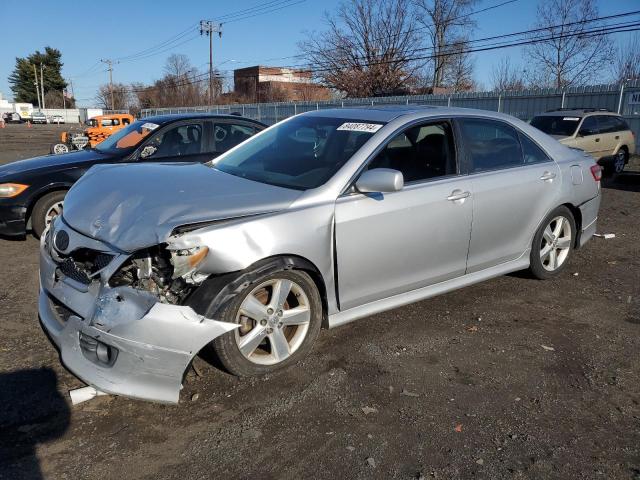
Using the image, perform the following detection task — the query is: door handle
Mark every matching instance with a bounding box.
[540,171,557,181]
[595,138,600,142]
[447,190,471,202]
[615,135,620,140]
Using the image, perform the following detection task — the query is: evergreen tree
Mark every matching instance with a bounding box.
[8,47,69,106]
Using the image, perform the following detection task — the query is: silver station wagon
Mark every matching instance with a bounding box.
[39,106,602,403]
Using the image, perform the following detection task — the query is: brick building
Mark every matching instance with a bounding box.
[233,66,330,102]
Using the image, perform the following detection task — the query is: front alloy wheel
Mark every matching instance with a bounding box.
[212,269,322,376]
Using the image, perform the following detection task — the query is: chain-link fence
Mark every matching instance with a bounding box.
[141,82,640,147]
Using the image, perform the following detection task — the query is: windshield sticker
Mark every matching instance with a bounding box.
[562,117,580,121]
[141,122,160,131]
[337,122,383,133]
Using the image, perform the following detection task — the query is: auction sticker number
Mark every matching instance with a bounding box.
[337,122,384,133]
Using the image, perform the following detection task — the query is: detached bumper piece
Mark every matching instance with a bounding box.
[39,219,237,403]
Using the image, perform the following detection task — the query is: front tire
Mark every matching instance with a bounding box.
[529,206,575,280]
[212,269,322,376]
[31,191,66,238]
[51,143,69,154]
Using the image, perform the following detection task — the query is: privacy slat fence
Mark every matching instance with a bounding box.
[141,81,640,148]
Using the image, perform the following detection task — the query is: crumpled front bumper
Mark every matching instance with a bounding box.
[38,222,237,403]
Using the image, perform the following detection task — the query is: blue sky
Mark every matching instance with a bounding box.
[0,0,637,105]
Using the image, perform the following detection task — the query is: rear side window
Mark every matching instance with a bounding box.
[519,133,551,164]
[459,118,523,172]
[212,123,256,153]
[578,116,599,136]
[599,115,627,133]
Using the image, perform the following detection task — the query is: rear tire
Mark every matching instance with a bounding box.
[212,269,322,377]
[529,206,576,280]
[51,143,69,155]
[31,191,66,238]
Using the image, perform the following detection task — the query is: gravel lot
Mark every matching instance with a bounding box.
[0,124,639,480]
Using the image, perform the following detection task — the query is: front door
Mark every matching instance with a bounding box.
[335,120,473,310]
[457,118,562,273]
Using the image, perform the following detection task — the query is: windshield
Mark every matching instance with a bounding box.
[531,115,581,137]
[212,116,384,190]
[94,120,159,153]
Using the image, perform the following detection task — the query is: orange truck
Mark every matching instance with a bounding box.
[51,113,134,154]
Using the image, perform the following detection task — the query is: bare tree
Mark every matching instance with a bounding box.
[95,83,132,110]
[412,0,477,90]
[612,33,640,84]
[299,0,424,97]
[442,42,475,91]
[164,53,192,78]
[490,57,527,91]
[527,0,614,88]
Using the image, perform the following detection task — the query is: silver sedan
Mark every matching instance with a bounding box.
[39,106,602,403]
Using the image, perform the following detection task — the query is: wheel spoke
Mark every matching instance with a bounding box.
[543,226,554,243]
[270,279,292,310]
[280,306,311,326]
[548,248,558,269]
[269,329,290,361]
[540,243,552,260]
[238,326,267,357]
[552,218,564,237]
[556,237,571,249]
[240,294,268,321]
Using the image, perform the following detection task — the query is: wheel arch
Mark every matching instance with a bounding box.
[186,254,330,328]
[25,184,71,229]
[561,202,582,249]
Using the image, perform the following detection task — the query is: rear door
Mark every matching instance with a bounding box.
[335,120,473,310]
[596,115,621,156]
[575,116,605,159]
[458,118,561,273]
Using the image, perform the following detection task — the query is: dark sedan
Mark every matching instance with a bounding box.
[0,114,266,237]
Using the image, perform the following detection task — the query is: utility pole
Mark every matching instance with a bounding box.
[33,64,41,110]
[100,59,118,110]
[40,63,46,109]
[199,20,222,105]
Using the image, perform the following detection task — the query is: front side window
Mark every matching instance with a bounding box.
[530,115,581,137]
[367,122,456,182]
[212,123,256,153]
[146,123,204,158]
[94,120,159,153]
[578,116,599,136]
[212,116,385,190]
[459,118,523,172]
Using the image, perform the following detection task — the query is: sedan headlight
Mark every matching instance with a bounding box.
[170,246,209,278]
[0,183,29,198]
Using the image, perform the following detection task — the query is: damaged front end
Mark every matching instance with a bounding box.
[38,217,237,403]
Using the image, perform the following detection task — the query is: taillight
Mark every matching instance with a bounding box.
[590,164,602,181]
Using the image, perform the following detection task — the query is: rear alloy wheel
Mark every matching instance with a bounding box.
[212,269,322,376]
[31,191,66,238]
[51,143,69,155]
[529,206,575,279]
[613,148,627,174]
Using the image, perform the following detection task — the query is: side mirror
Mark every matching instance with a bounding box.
[140,145,157,159]
[356,168,404,193]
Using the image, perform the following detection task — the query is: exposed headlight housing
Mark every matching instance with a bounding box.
[0,183,29,198]
[169,246,209,278]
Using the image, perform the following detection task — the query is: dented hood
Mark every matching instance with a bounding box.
[62,162,302,252]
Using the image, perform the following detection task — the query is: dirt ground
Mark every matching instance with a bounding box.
[0,124,639,480]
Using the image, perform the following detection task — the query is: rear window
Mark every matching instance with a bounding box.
[530,115,581,137]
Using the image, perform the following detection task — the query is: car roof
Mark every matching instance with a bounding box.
[535,109,619,117]
[300,105,526,123]
[140,113,267,126]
